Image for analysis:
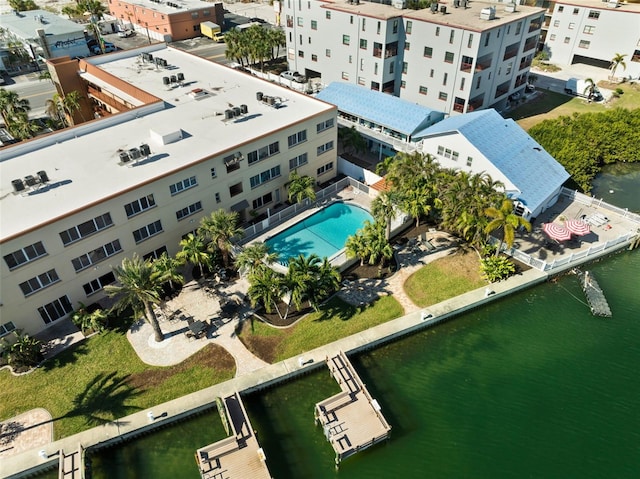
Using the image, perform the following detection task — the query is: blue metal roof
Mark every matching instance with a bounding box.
[315,82,443,136]
[417,109,570,213]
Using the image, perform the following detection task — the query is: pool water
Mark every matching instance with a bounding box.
[265,202,373,264]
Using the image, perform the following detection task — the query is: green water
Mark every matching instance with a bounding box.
[83,167,640,478]
[591,162,640,214]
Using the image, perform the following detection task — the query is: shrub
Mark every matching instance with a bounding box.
[615,87,624,95]
[480,256,516,283]
[71,302,109,334]
[1,332,43,370]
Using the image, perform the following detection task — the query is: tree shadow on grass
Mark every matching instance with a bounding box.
[65,371,142,427]
[313,298,357,323]
[40,341,89,371]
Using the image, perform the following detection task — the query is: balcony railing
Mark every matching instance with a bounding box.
[453,103,465,113]
[460,62,473,73]
[519,60,532,71]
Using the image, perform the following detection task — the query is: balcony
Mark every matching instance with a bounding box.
[475,53,492,72]
[453,98,466,113]
[87,86,131,113]
[468,95,484,112]
[460,55,474,73]
[495,81,510,99]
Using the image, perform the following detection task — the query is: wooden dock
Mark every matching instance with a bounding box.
[314,351,391,465]
[195,392,272,479]
[58,447,83,479]
[579,270,612,317]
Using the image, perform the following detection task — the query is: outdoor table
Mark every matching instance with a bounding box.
[188,320,206,336]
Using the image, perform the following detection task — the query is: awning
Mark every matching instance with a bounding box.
[230,199,249,212]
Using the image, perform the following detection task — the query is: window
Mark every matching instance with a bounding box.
[430,69,434,78]
[377,21,381,34]
[298,50,304,58]
[143,246,168,262]
[467,34,473,48]
[452,151,460,162]
[297,17,303,26]
[253,192,273,210]
[317,141,334,155]
[362,18,366,31]
[506,62,513,75]
[515,22,521,35]
[579,40,590,49]
[445,51,454,63]
[19,269,60,297]
[402,62,408,74]
[326,49,331,57]
[439,92,448,101]
[342,34,350,45]
[349,55,353,64]
[83,271,116,296]
[374,42,383,58]
[60,213,113,246]
[133,220,163,243]
[4,241,47,270]
[71,240,122,272]
[350,15,354,25]
[588,10,600,20]
[444,148,452,159]
[467,156,473,167]
[374,63,379,75]
[449,30,455,44]
[225,154,241,173]
[360,39,367,49]
[312,54,317,62]
[583,25,595,35]
[484,32,490,47]
[229,183,242,199]
[169,176,197,196]
[392,19,398,34]
[326,11,331,19]
[550,34,556,41]
[419,86,428,95]
[568,22,575,30]
[0,321,16,338]
[317,162,334,175]
[289,153,308,170]
[215,192,221,203]
[564,37,570,44]
[389,62,394,74]
[287,130,307,148]
[38,296,73,324]
[210,167,217,178]
[400,80,406,89]
[476,76,481,89]
[248,142,280,164]
[191,12,198,19]
[176,201,202,221]
[437,146,444,156]
[573,8,579,14]
[342,72,349,80]
[424,46,433,58]
[250,166,281,189]
[311,20,317,30]
[435,26,440,37]
[553,20,560,27]
[558,6,564,12]
[460,77,465,90]
[443,72,448,85]
[124,194,156,218]
[404,41,410,51]
[317,118,334,133]
[406,20,412,34]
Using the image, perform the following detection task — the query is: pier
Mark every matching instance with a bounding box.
[195,392,272,479]
[58,447,83,479]
[314,351,391,465]
[578,270,612,317]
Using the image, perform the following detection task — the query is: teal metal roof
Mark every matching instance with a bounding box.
[316,82,444,136]
[416,109,570,212]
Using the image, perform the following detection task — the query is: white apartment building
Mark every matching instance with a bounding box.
[283,0,545,114]
[0,44,337,340]
[542,0,640,79]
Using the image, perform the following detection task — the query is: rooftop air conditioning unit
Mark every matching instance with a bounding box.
[505,3,516,13]
[12,179,25,193]
[119,151,131,163]
[24,175,37,187]
[37,170,49,183]
[139,144,151,157]
[128,148,141,160]
[480,7,496,20]
[392,0,406,9]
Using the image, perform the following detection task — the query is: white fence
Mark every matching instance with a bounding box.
[561,187,640,224]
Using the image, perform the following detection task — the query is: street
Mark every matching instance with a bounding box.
[1,75,56,118]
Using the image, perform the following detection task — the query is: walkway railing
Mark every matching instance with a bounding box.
[560,187,640,224]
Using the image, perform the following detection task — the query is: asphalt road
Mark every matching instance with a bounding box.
[2,75,56,118]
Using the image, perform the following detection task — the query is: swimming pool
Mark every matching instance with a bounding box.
[265,202,373,264]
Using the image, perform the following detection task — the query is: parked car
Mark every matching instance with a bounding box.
[118,29,135,38]
[280,70,307,83]
[249,17,267,24]
[90,42,117,54]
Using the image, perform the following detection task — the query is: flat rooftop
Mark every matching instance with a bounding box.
[324,0,544,30]
[0,9,84,38]
[119,0,220,15]
[0,45,334,242]
[552,0,640,14]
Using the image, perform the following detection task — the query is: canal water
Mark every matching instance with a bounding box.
[82,169,640,478]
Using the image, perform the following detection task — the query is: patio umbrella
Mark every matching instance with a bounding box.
[564,219,591,236]
[542,222,572,242]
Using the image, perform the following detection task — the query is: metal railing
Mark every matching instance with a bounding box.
[560,187,640,224]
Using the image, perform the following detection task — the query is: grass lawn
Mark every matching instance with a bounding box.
[404,251,485,307]
[238,295,403,364]
[0,328,235,439]
[506,82,640,131]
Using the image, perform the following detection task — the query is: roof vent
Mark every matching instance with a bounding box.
[505,2,516,13]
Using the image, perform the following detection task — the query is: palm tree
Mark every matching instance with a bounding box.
[345,230,369,266]
[267,27,286,61]
[176,233,211,277]
[152,252,184,291]
[234,242,278,277]
[610,53,627,80]
[247,267,285,318]
[199,210,244,268]
[286,254,323,314]
[287,170,316,204]
[308,258,341,311]
[61,90,86,123]
[362,221,394,267]
[583,78,598,102]
[45,94,66,127]
[105,254,165,342]
[338,126,366,155]
[0,88,31,134]
[484,199,531,256]
[371,191,398,239]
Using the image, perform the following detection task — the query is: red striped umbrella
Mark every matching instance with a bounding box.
[542,222,572,242]
[564,219,591,236]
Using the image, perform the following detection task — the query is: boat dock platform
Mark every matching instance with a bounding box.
[579,270,612,317]
[195,392,272,479]
[58,447,83,479]
[314,351,391,465]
